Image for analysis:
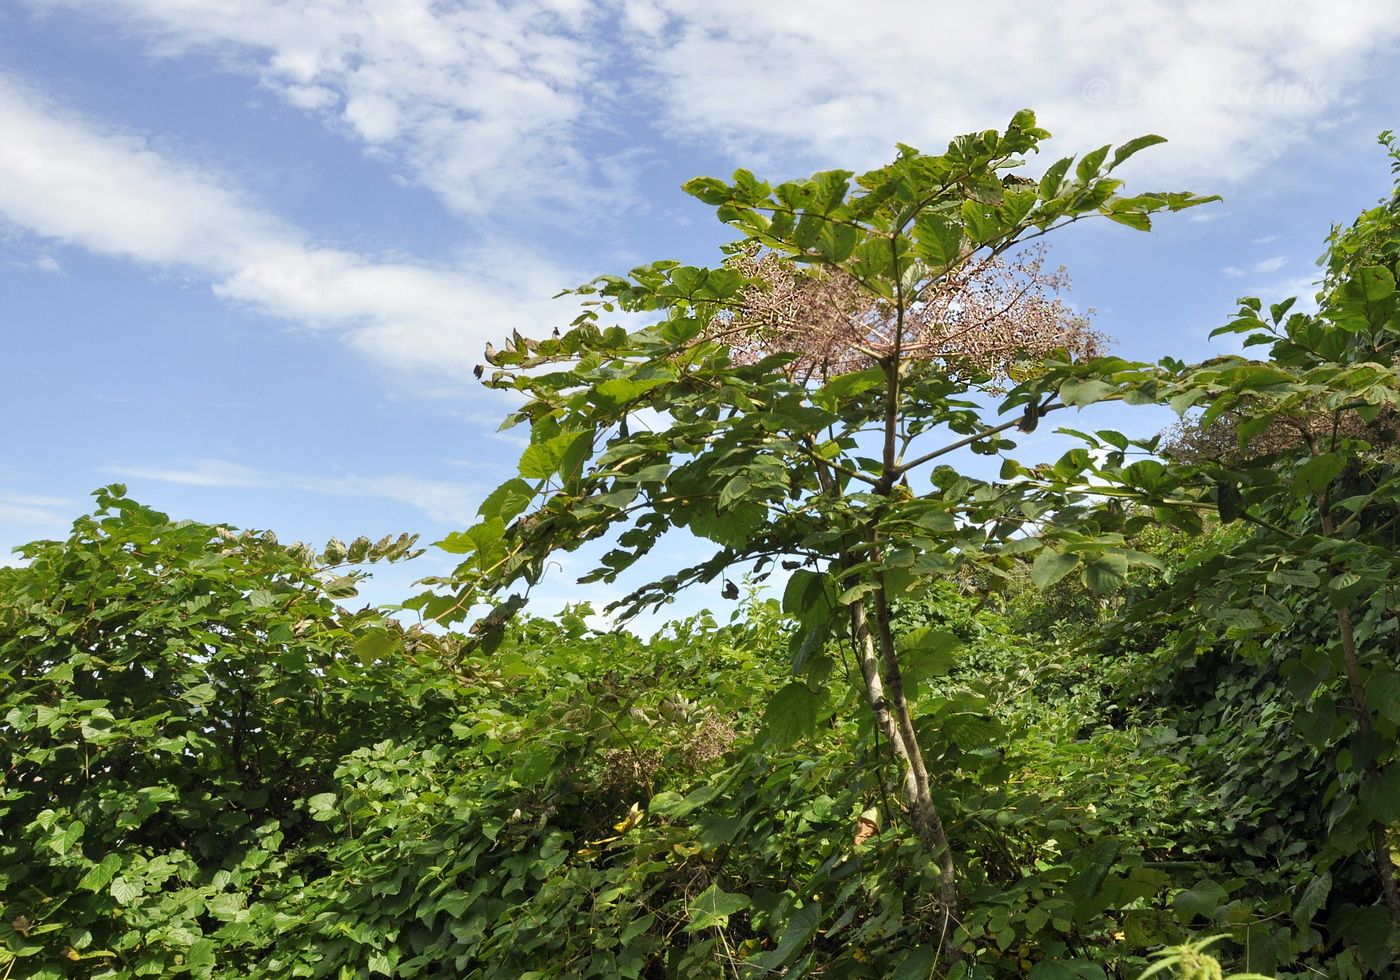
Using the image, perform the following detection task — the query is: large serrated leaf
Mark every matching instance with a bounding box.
[1032,549,1078,588]
[1293,872,1331,926]
[78,853,122,893]
[1080,553,1128,595]
[685,884,751,932]
[762,682,822,747]
[110,877,143,905]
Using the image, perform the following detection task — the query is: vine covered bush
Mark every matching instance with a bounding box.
[6,115,1400,978]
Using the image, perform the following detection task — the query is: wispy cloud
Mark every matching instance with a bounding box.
[5,1,1396,393]
[626,0,1400,183]
[22,0,619,215]
[1256,274,1326,312]
[28,0,1400,210]
[1224,255,1290,278]
[106,458,482,524]
[0,493,75,526]
[0,74,580,376]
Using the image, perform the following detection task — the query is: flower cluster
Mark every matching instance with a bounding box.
[712,245,1103,381]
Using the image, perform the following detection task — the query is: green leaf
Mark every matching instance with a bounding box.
[1293,872,1332,926]
[718,475,751,510]
[621,913,657,945]
[752,902,822,972]
[1109,134,1167,171]
[818,367,885,402]
[941,712,1004,751]
[352,629,399,665]
[1216,481,1244,523]
[1168,390,1204,416]
[1075,144,1112,182]
[837,581,879,605]
[1212,606,1263,632]
[49,818,84,855]
[438,518,506,571]
[899,627,962,685]
[1359,765,1400,823]
[183,683,215,706]
[685,884,751,932]
[1030,961,1107,980]
[1031,549,1078,588]
[960,199,1004,243]
[1369,670,1400,725]
[478,478,536,522]
[762,682,821,746]
[323,574,360,598]
[1329,570,1366,608]
[1293,453,1345,497]
[110,877,143,905]
[593,375,670,408]
[206,893,244,921]
[1039,157,1073,199]
[557,430,593,483]
[912,213,965,269]
[1328,904,1393,971]
[307,792,338,822]
[683,176,731,205]
[890,946,936,980]
[1103,205,1151,231]
[648,784,719,820]
[687,501,766,549]
[782,569,834,626]
[789,623,829,677]
[1173,879,1228,922]
[1058,378,1115,407]
[1266,566,1321,589]
[1357,264,1396,302]
[78,853,121,893]
[519,430,588,480]
[1080,553,1128,595]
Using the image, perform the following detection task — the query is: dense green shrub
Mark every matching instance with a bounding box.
[0,492,1248,978]
[0,492,1299,978]
[0,489,446,976]
[11,118,1400,980]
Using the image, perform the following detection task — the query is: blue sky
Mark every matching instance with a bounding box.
[3,0,1400,624]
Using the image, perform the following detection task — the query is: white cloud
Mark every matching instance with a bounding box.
[106,458,482,525]
[28,0,1396,215]
[0,74,579,376]
[1224,255,1290,277]
[16,0,1397,235]
[1257,273,1326,313]
[23,0,616,214]
[0,493,74,525]
[626,0,1400,184]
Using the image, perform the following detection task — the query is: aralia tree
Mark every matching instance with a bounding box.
[414,111,1217,955]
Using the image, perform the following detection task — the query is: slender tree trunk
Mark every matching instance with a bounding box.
[870,577,960,945]
[849,601,918,803]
